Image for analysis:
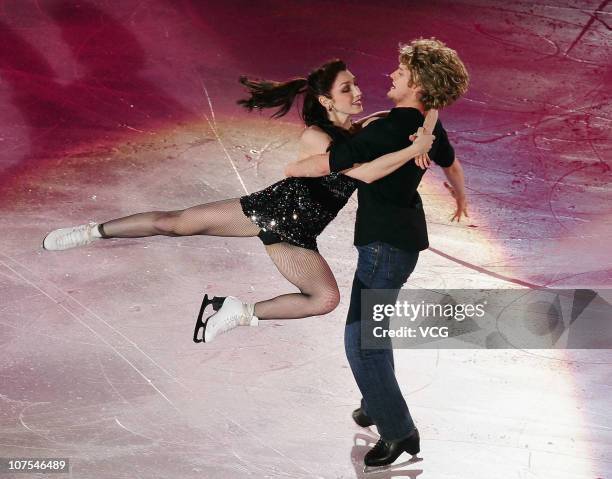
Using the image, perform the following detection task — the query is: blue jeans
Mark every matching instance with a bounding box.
[344,241,419,440]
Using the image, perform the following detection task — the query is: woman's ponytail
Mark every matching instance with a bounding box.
[238,59,347,135]
[237,77,308,118]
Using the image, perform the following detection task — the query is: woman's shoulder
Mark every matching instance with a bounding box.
[301,124,331,139]
[299,125,333,152]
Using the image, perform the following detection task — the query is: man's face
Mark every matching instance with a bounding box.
[387,63,416,103]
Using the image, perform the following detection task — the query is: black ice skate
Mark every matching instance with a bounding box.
[352,407,374,428]
[363,428,421,473]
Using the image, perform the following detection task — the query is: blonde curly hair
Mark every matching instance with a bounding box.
[399,38,469,110]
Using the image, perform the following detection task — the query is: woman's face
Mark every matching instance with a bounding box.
[327,70,363,116]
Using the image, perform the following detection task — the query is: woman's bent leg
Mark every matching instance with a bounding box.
[254,242,340,320]
[195,241,341,341]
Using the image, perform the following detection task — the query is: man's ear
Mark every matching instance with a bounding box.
[407,70,422,94]
[409,81,424,100]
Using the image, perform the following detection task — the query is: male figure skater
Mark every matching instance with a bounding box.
[285,38,469,469]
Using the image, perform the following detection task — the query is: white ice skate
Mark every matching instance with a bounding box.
[203,296,258,342]
[43,222,100,251]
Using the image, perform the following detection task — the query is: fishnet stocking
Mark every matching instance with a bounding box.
[100,198,260,238]
[99,199,340,320]
[255,242,340,320]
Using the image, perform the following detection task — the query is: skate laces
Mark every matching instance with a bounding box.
[371,438,387,453]
[216,311,243,333]
[209,300,252,335]
[60,223,93,248]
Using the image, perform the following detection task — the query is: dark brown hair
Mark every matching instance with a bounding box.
[237,59,347,131]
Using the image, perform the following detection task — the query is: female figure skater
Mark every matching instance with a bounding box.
[42,60,436,341]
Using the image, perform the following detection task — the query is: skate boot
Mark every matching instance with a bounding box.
[43,222,101,251]
[352,407,374,428]
[202,296,258,342]
[363,428,420,472]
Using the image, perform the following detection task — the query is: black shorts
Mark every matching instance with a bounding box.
[257,229,284,246]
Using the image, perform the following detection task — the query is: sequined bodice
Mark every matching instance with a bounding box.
[240,122,357,251]
[240,172,357,251]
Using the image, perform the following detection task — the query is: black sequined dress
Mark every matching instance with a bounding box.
[240,124,358,252]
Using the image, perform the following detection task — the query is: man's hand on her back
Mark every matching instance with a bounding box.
[409,128,433,169]
[414,152,431,169]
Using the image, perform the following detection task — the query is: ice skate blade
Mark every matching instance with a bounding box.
[193,294,226,343]
[363,454,422,474]
[193,294,208,343]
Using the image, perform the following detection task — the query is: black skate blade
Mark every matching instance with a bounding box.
[193,294,211,343]
[211,296,226,311]
[201,312,213,343]
[193,294,227,343]
[363,455,422,474]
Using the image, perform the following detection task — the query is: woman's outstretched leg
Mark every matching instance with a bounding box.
[101,198,259,238]
[201,242,341,341]
[43,198,260,250]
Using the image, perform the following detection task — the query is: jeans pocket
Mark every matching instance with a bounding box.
[388,248,419,286]
[356,242,381,286]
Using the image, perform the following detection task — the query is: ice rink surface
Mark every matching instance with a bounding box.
[0,0,611,477]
